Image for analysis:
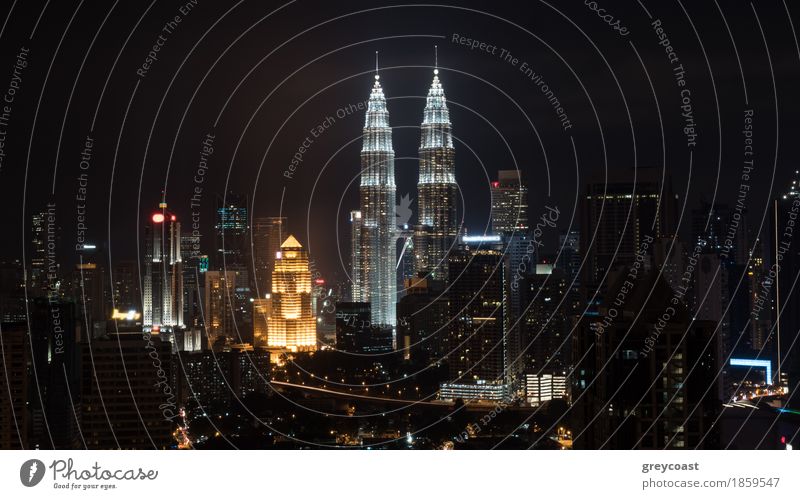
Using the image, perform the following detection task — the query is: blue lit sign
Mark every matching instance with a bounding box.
[730,358,772,384]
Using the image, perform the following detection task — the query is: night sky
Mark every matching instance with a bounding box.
[1,0,798,282]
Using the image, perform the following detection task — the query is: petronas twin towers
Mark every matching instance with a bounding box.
[352,54,457,328]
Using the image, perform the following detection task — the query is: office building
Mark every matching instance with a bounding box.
[0,323,29,449]
[491,170,529,234]
[267,235,316,352]
[572,268,719,449]
[215,192,249,268]
[143,206,184,333]
[580,168,674,298]
[440,244,509,401]
[203,270,236,350]
[80,332,173,449]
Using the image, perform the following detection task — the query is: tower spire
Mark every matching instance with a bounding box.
[375,50,379,80]
[434,45,438,74]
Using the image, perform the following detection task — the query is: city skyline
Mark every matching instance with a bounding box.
[2,0,800,459]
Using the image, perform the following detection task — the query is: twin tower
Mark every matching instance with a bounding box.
[351,54,458,327]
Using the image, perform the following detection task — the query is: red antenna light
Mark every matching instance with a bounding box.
[152,213,165,223]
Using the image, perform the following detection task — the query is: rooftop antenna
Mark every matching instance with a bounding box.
[434,45,439,75]
[375,50,379,80]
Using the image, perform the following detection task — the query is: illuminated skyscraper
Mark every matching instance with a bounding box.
[440,241,509,402]
[491,170,529,234]
[268,235,316,352]
[353,61,397,327]
[414,59,457,280]
[215,191,248,268]
[143,207,184,332]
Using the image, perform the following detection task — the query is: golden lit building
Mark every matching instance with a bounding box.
[267,235,316,352]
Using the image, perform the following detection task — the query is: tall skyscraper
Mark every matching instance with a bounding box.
[521,265,569,373]
[203,270,236,350]
[414,62,458,280]
[143,207,184,332]
[491,170,529,234]
[215,191,249,268]
[267,235,316,352]
[440,243,509,402]
[580,167,675,298]
[251,216,285,294]
[353,64,397,326]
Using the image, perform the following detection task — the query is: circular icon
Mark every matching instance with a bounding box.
[19,459,45,487]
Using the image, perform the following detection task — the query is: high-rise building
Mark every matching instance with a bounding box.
[334,302,391,353]
[30,209,48,296]
[0,323,29,449]
[215,191,249,268]
[397,276,448,363]
[80,332,174,449]
[353,66,397,327]
[748,239,770,351]
[557,230,581,313]
[580,168,675,298]
[571,268,719,449]
[203,270,236,350]
[179,349,270,416]
[491,170,529,234]
[771,170,800,404]
[112,260,139,313]
[29,298,82,449]
[440,244,509,402]
[72,260,107,325]
[180,235,204,330]
[0,260,26,323]
[414,63,458,281]
[520,265,569,373]
[350,210,363,302]
[251,216,285,294]
[143,207,184,333]
[267,235,316,352]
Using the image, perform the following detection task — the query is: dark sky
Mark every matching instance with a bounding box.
[1,0,798,282]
